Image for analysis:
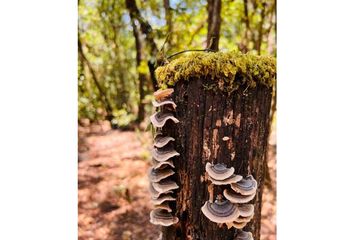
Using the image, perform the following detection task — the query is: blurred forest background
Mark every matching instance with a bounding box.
[78,0,276,239]
[78,0,276,128]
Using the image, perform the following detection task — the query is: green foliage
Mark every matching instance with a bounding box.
[78,0,276,126]
[156,51,276,93]
[79,0,138,124]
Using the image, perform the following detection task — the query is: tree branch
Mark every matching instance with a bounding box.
[78,38,114,119]
[125,0,158,55]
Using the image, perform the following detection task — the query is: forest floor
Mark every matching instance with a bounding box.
[78,121,276,240]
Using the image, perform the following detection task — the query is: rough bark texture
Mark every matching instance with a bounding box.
[160,77,273,240]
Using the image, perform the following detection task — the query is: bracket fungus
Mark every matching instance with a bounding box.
[152,179,179,193]
[150,209,179,226]
[150,112,180,128]
[235,230,254,240]
[148,88,179,227]
[201,200,240,223]
[234,215,254,223]
[153,88,174,101]
[151,194,176,205]
[154,202,173,213]
[237,204,254,217]
[153,135,175,148]
[224,205,254,229]
[152,158,175,170]
[206,162,235,180]
[227,221,248,229]
[148,167,175,183]
[149,183,173,199]
[151,147,180,162]
[209,174,243,185]
[152,99,177,109]
[203,162,257,233]
[223,188,256,204]
[230,175,257,195]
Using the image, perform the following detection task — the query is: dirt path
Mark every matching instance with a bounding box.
[78,124,276,240]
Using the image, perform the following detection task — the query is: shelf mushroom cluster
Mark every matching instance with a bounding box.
[201,162,257,239]
[148,88,179,226]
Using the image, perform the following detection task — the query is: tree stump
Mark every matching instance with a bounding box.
[154,52,276,240]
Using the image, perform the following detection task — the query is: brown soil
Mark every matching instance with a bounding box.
[78,122,276,240]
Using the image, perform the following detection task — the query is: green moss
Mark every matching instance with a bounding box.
[155,51,276,93]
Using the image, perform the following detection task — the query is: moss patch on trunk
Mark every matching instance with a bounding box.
[155,51,276,93]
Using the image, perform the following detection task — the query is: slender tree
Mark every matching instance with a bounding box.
[163,0,173,48]
[206,0,222,51]
[78,38,114,122]
[130,18,148,123]
[126,0,159,90]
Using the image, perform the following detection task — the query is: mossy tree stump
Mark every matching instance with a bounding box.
[155,52,275,240]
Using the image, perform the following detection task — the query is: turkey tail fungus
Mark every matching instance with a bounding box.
[148,88,180,229]
[150,51,275,240]
[202,161,257,237]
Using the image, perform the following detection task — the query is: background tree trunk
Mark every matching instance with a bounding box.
[163,0,173,48]
[130,17,147,123]
[160,77,273,240]
[206,0,222,51]
[126,0,159,91]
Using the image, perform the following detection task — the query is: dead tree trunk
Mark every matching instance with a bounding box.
[153,52,275,240]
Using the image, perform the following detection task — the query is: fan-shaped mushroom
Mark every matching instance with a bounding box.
[153,135,175,148]
[148,167,175,183]
[150,112,179,128]
[234,214,254,223]
[226,221,248,229]
[206,162,235,180]
[235,222,247,229]
[152,158,175,169]
[209,174,243,185]
[149,183,173,199]
[150,209,179,226]
[151,194,176,205]
[152,179,179,193]
[154,202,172,213]
[236,230,254,240]
[152,99,177,109]
[151,147,180,162]
[237,204,254,217]
[153,88,174,101]
[223,189,256,204]
[226,205,254,228]
[230,175,257,195]
[201,200,239,223]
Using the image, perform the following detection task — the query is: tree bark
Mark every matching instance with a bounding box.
[206,0,222,51]
[160,77,273,240]
[131,17,147,123]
